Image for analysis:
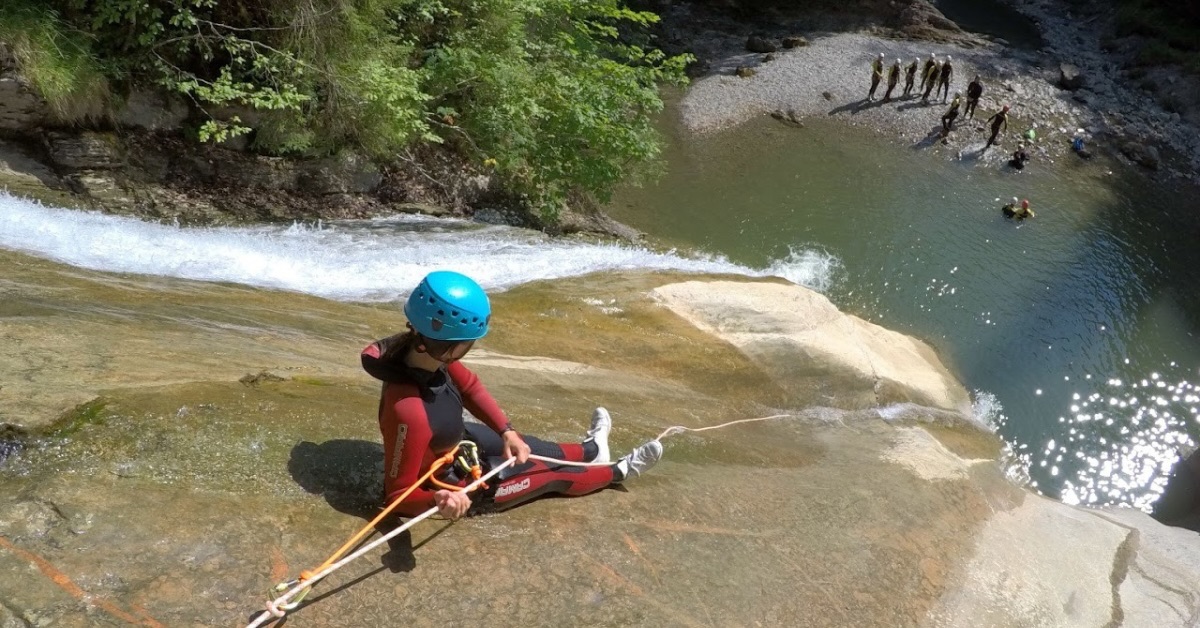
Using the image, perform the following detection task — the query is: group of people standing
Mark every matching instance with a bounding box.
[866,53,1012,152]
[867,53,1035,222]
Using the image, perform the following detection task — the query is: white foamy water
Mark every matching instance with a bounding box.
[0,192,838,301]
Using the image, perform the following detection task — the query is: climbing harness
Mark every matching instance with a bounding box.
[244,413,792,627]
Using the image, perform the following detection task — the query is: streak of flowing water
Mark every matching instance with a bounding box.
[0,191,838,301]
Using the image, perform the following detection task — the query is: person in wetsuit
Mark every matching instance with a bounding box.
[1072,128,1093,159]
[984,105,1009,151]
[936,55,953,103]
[1002,198,1034,220]
[868,53,885,101]
[1009,143,1030,169]
[919,53,937,94]
[884,58,901,102]
[904,57,919,97]
[922,59,941,103]
[941,91,962,135]
[965,75,983,119]
[363,270,662,520]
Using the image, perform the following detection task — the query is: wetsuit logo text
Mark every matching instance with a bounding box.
[495,478,531,498]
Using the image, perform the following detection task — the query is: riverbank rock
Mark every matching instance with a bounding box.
[782,36,809,48]
[0,141,77,207]
[115,89,189,132]
[1122,140,1161,170]
[1059,62,1085,90]
[735,65,756,78]
[770,108,804,127]
[651,280,972,414]
[0,43,46,133]
[46,132,125,170]
[746,35,778,53]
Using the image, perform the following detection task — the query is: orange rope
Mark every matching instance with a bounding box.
[299,446,459,581]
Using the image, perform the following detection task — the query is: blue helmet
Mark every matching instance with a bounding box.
[404,271,490,341]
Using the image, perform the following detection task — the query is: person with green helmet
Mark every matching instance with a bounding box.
[362,270,662,520]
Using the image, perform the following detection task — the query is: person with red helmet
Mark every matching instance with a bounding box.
[984,104,1010,151]
[362,270,662,520]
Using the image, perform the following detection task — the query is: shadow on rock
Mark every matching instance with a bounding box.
[912,125,947,149]
[288,439,428,573]
[895,99,937,112]
[289,439,385,518]
[827,99,871,116]
[1151,448,1200,533]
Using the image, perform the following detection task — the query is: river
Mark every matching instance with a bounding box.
[607,113,1200,509]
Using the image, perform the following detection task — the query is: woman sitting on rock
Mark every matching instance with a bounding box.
[361,270,662,520]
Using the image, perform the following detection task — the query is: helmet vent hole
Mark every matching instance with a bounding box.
[451,310,459,317]
[437,309,445,316]
[460,318,468,324]
[471,317,478,322]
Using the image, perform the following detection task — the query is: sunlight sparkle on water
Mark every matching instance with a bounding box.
[1051,370,1199,510]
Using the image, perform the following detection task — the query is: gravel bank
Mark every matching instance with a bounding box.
[679,29,1200,180]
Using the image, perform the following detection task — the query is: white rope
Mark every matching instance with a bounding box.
[654,414,792,441]
[245,413,794,626]
[244,458,516,628]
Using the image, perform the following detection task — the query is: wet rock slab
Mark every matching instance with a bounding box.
[1,262,1198,626]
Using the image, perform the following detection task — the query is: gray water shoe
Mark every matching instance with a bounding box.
[615,440,663,482]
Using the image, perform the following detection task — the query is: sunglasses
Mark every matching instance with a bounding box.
[418,335,475,363]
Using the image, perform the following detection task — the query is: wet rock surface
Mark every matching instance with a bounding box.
[1,256,1198,626]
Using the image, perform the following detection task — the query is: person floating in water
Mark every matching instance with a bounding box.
[1009,143,1031,170]
[363,270,662,520]
[936,55,953,103]
[904,57,919,97]
[965,75,983,118]
[868,53,885,101]
[983,105,1010,151]
[883,58,901,102]
[1072,128,1093,159]
[941,91,962,136]
[1002,198,1034,220]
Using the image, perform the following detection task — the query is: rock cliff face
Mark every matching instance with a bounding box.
[0,259,1196,626]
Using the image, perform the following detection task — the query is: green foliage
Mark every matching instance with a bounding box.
[10,0,691,220]
[416,0,692,218]
[0,1,111,123]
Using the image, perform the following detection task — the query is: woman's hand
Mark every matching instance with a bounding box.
[502,430,531,464]
[434,489,471,520]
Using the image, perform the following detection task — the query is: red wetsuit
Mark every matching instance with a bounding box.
[362,334,615,516]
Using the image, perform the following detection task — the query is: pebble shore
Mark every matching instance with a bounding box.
[679,30,1199,179]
